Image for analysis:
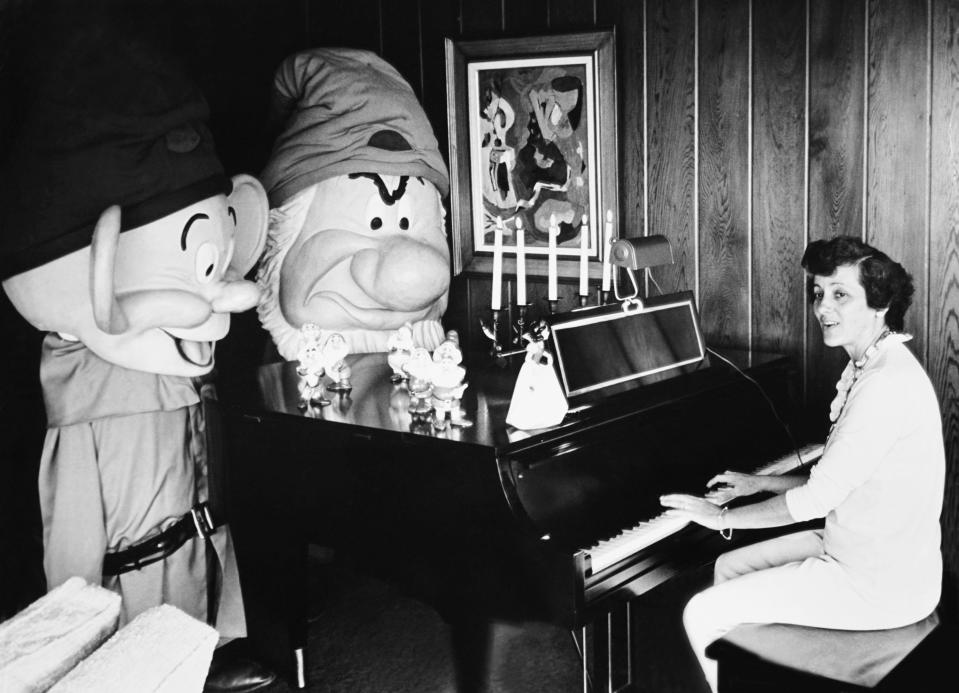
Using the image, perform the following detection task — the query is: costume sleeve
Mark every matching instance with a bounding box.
[785,371,908,521]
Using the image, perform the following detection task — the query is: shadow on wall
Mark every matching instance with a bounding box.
[0,292,46,619]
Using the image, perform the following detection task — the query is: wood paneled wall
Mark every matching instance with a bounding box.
[268,0,959,623]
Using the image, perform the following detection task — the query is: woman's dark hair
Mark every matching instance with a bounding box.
[801,235,914,331]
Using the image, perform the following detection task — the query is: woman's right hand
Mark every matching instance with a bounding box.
[705,471,767,505]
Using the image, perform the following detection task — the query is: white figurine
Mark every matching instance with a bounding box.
[430,330,471,430]
[387,322,415,383]
[296,322,329,407]
[322,332,352,392]
[522,320,550,361]
[403,347,434,416]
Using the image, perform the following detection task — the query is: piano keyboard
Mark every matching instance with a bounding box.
[584,443,825,575]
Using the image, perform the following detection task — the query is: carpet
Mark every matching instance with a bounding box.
[253,549,712,693]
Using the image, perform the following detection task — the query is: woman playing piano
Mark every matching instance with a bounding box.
[660,236,945,692]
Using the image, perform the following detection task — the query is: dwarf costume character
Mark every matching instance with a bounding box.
[257,48,453,358]
[0,22,268,648]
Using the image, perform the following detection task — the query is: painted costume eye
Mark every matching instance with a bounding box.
[364,194,387,232]
[194,242,220,283]
[396,195,413,232]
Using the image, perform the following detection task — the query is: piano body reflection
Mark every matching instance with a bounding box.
[213,346,816,691]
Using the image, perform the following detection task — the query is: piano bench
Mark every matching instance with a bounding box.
[705,612,946,692]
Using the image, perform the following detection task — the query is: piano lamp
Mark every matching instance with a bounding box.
[609,235,674,307]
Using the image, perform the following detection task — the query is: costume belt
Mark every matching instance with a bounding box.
[102,502,219,576]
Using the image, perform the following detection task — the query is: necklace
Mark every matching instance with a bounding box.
[828,328,895,424]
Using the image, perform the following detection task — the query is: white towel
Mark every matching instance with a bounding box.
[50,604,218,693]
[0,577,121,693]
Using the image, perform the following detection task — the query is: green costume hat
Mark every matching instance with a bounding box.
[261,47,450,207]
[0,18,229,279]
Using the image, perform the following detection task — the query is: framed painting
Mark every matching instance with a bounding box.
[445,30,618,279]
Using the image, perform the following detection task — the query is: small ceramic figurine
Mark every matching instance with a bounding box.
[322,332,352,392]
[387,322,415,383]
[296,322,329,407]
[522,320,550,362]
[430,330,471,430]
[403,346,434,416]
[505,319,568,431]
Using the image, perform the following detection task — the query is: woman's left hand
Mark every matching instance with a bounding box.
[660,493,724,530]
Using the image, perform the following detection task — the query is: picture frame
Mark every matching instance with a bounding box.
[445,30,618,279]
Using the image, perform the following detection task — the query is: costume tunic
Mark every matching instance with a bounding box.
[684,335,944,689]
[37,334,246,638]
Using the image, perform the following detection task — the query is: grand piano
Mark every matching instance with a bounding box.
[212,299,820,692]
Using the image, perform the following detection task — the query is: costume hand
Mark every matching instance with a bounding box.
[659,493,724,530]
[704,471,765,505]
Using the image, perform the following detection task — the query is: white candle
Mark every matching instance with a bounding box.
[515,218,527,305]
[491,217,503,310]
[578,214,589,297]
[601,209,614,292]
[547,214,558,301]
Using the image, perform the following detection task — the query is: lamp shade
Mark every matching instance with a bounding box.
[609,235,674,270]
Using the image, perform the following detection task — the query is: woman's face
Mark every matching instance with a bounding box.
[812,263,887,360]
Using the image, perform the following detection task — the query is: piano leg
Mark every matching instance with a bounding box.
[579,603,635,693]
[449,617,493,693]
[229,510,310,688]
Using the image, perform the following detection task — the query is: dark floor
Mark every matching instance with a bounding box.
[254,547,712,693]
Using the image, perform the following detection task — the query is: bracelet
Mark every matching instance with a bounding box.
[718,506,733,541]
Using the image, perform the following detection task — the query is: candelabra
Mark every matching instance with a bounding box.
[480,309,504,358]
[480,303,535,360]
[513,303,528,347]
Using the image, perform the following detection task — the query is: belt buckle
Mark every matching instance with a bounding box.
[190,502,215,539]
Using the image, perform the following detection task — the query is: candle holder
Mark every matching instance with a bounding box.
[480,309,503,358]
[512,304,528,347]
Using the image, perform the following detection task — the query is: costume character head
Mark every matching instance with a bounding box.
[256,48,451,359]
[0,23,268,377]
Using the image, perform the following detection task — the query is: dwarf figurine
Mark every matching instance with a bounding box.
[430,331,471,430]
[256,48,452,360]
[387,322,415,383]
[403,347,435,417]
[321,332,352,392]
[296,322,329,407]
[0,19,272,691]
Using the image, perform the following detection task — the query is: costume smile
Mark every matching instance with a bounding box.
[165,331,214,367]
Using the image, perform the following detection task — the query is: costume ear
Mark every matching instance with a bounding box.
[226,174,269,279]
[90,205,130,334]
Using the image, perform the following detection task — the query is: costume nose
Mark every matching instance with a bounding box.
[351,237,450,311]
[207,279,262,314]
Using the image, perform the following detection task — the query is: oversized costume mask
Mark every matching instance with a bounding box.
[257,48,451,358]
[0,24,268,377]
